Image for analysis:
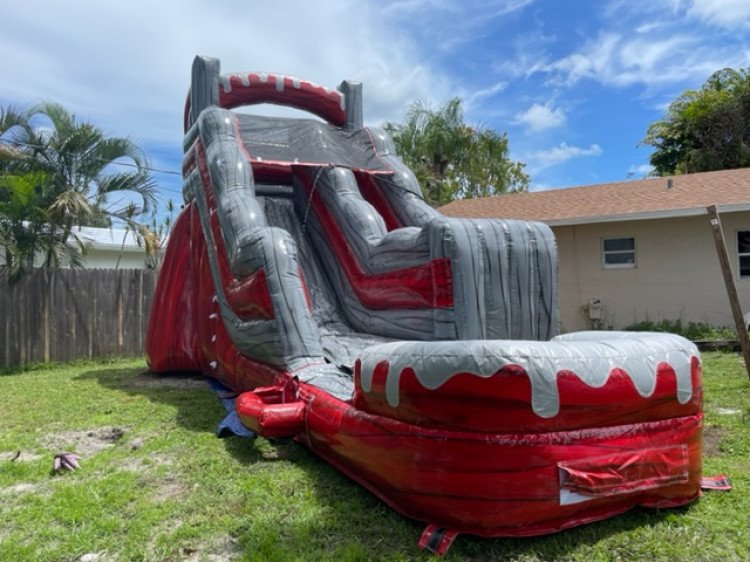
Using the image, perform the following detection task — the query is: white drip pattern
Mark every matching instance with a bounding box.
[358,332,699,418]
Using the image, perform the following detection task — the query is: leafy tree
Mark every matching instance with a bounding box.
[1,106,81,282]
[0,171,88,283]
[0,102,158,282]
[384,97,529,206]
[643,68,750,176]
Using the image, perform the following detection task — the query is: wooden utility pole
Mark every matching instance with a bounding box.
[707,205,750,381]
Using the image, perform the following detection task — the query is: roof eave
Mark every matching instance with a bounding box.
[543,203,750,227]
[83,242,146,252]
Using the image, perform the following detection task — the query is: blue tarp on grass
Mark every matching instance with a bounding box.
[208,379,256,438]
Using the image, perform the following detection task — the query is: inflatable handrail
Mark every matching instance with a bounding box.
[185,106,324,369]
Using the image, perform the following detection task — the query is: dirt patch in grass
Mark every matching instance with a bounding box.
[0,482,41,495]
[703,425,727,457]
[181,536,242,562]
[41,427,126,457]
[128,371,209,390]
[260,448,295,461]
[152,475,190,503]
[118,453,174,473]
[0,450,42,462]
[76,553,113,562]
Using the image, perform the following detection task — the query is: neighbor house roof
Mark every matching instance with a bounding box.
[74,226,144,252]
[440,167,750,226]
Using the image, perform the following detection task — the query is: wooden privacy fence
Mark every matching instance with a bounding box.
[1,268,158,368]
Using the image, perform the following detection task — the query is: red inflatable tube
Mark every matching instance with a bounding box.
[236,379,702,539]
[236,387,306,438]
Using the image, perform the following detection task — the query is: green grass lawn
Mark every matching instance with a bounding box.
[0,353,748,562]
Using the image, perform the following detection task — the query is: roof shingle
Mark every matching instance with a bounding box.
[440,167,750,224]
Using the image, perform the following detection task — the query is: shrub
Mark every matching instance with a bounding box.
[623,319,736,341]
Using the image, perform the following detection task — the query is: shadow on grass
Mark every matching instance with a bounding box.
[76,367,224,434]
[77,365,688,561]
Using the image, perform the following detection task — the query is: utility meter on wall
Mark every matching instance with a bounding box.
[587,298,603,321]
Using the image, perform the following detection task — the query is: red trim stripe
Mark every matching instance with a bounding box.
[219,73,346,127]
[353,170,403,231]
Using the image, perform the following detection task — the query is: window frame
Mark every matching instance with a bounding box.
[601,236,636,269]
[737,230,750,280]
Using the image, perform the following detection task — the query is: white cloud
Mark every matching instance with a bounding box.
[603,0,689,22]
[689,0,750,28]
[529,181,555,192]
[515,102,566,132]
[465,81,508,109]
[538,30,749,90]
[531,142,603,169]
[545,33,621,86]
[487,0,535,17]
[557,0,750,92]
[387,0,533,20]
[4,0,746,198]
[0,0,453,148]
[635,20,673,34]
[382,0,458,17]
[628,163,655,178]
[492,27,555,79]
[382,0,535,55]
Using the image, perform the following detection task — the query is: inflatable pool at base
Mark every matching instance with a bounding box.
[147,56,702,555]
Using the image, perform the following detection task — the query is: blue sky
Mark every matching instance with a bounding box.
[2,0,750,216]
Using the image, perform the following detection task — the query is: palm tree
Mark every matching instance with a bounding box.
[384,97,529,206]
[1,102,157,282]
[23,102,156,234]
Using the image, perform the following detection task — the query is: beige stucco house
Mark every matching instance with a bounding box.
[441,167,750,332]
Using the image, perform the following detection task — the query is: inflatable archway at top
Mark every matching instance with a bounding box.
[147,56,702,555]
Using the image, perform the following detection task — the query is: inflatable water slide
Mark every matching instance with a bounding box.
[147,56,703,555]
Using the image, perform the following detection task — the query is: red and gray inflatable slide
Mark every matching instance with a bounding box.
[147,56,702,555]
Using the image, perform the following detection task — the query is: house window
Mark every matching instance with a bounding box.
[738,231,750,278]
[602,237,635,268]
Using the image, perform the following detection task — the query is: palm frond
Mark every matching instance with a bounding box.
[28,101,76,142]
[2,243,31,285]
[95,171,157,215]
[0,105,31,143]
[91,137,150,169]
[47,189,93,223]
